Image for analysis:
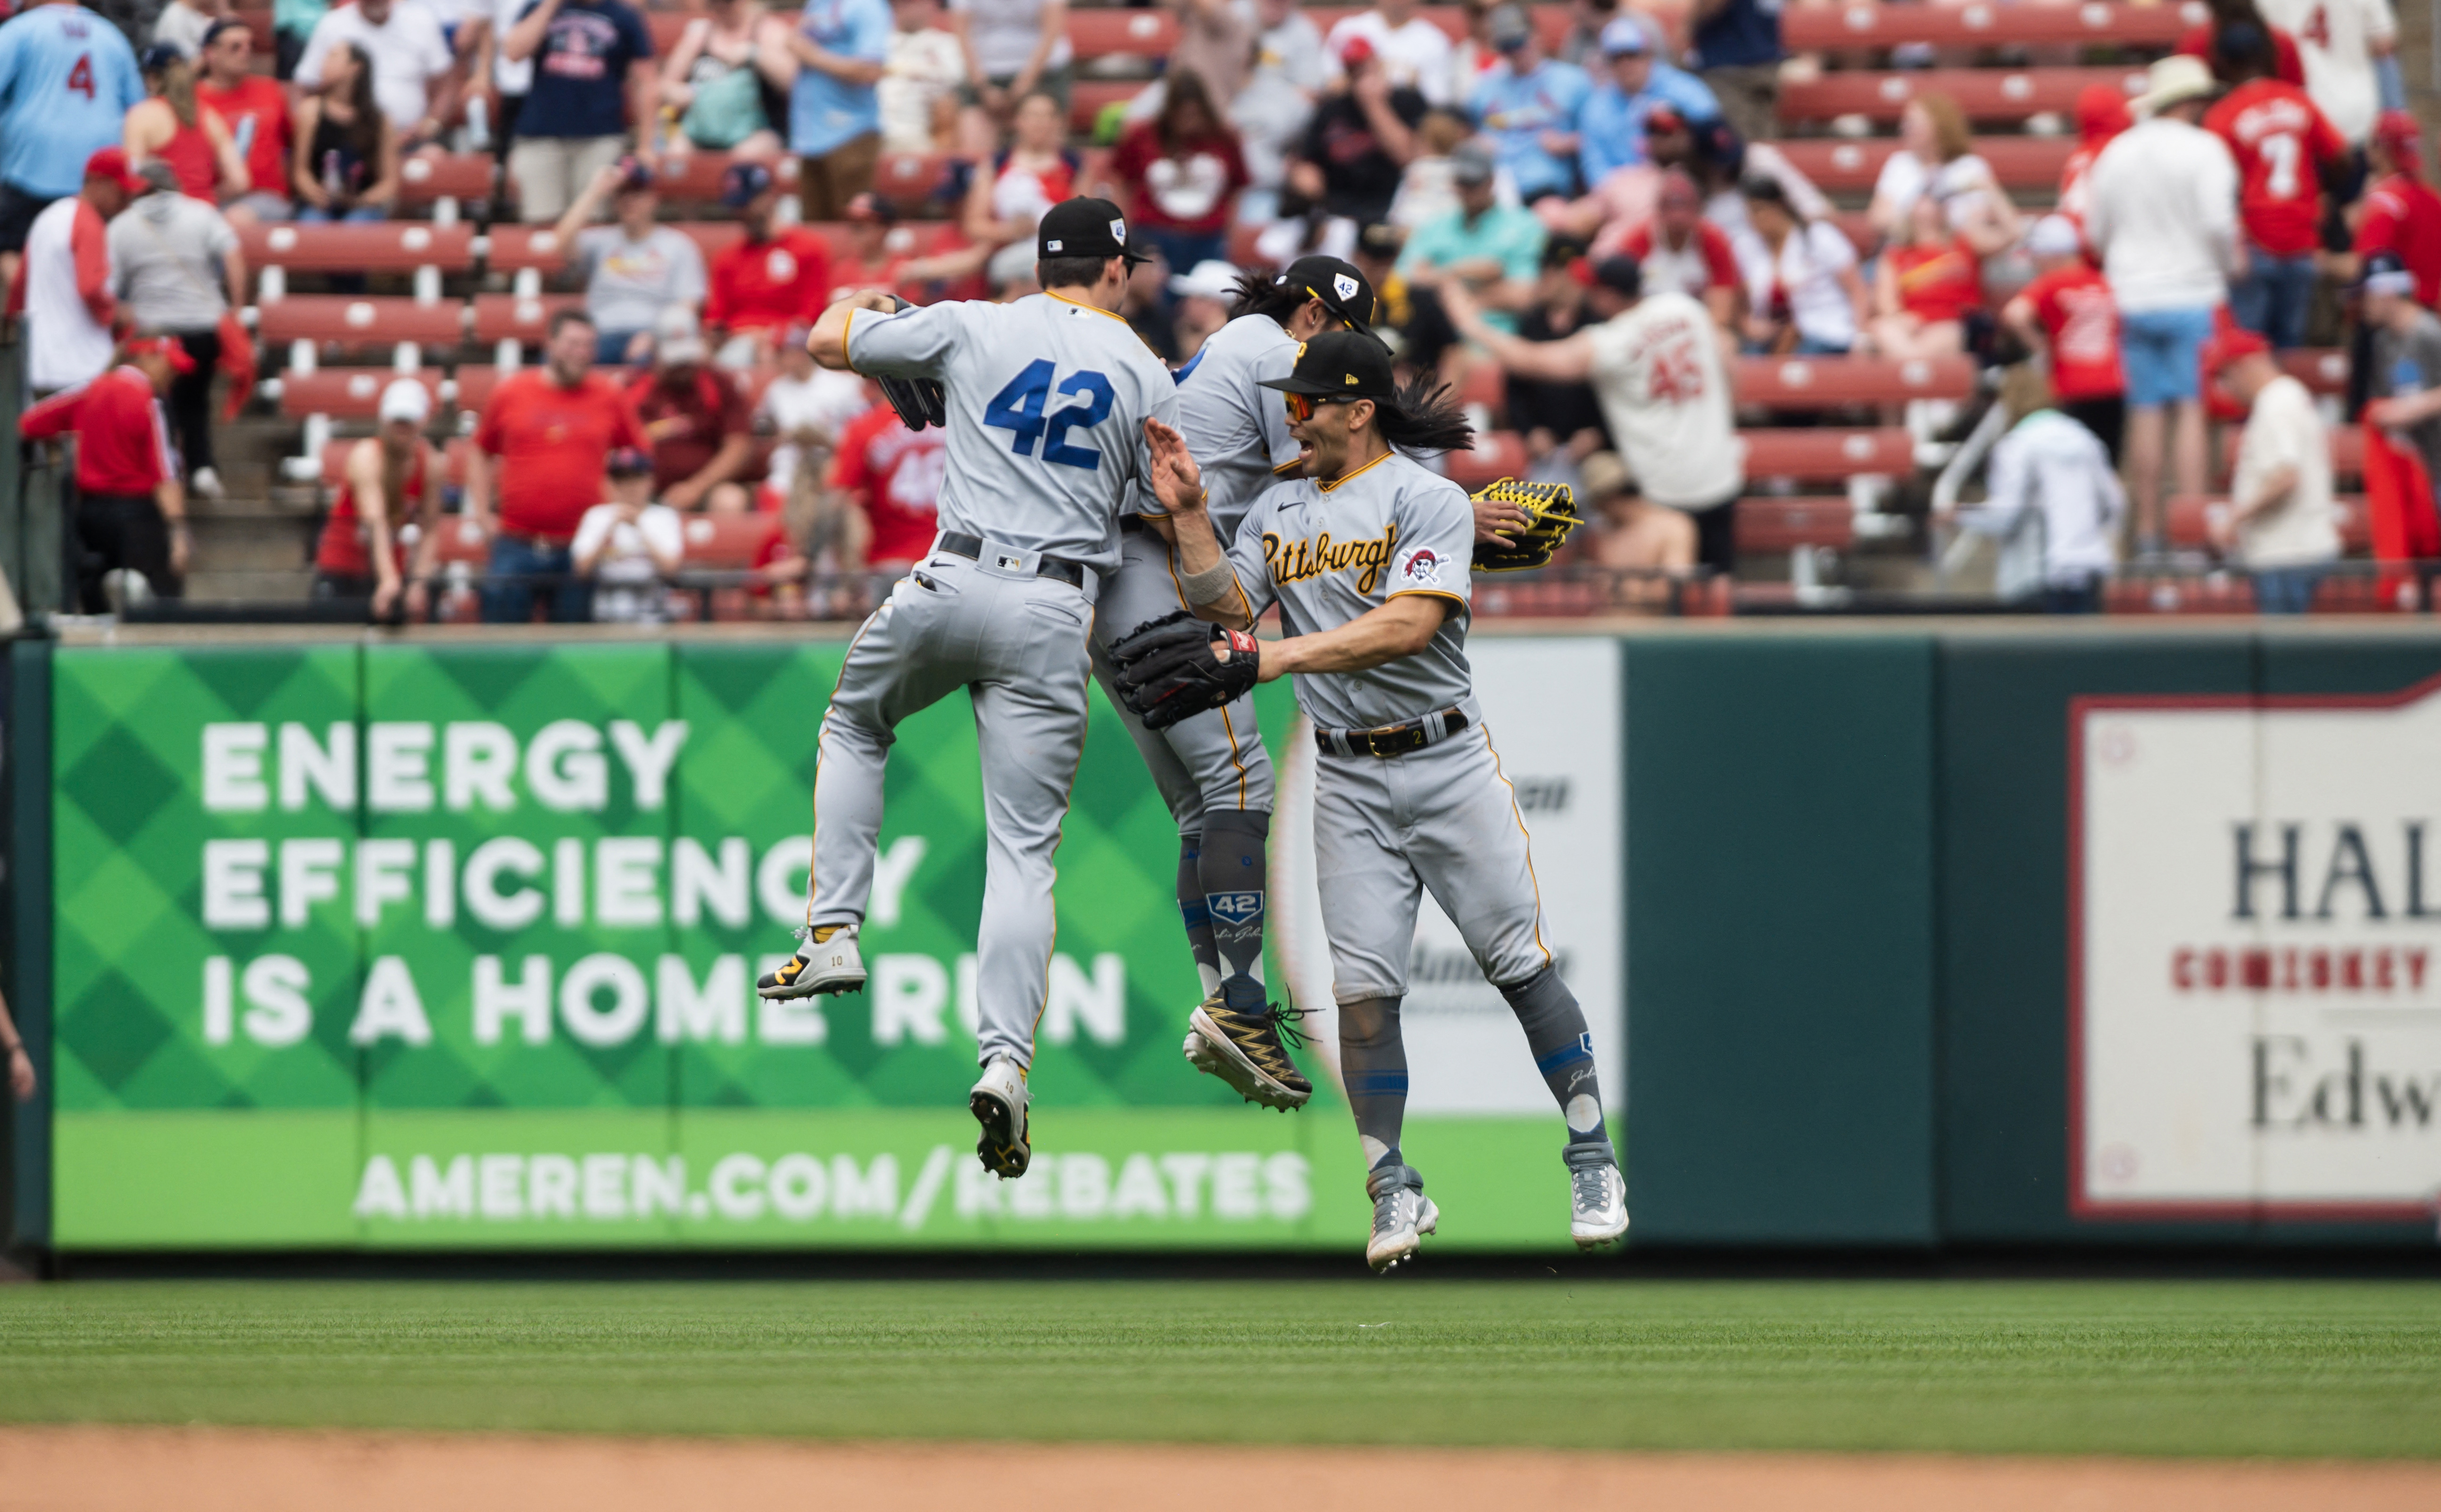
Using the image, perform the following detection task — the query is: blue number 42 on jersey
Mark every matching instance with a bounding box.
[983,360,1115,471]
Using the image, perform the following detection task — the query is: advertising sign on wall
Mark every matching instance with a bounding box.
[48,637,1620,1251]
[2074,675,2441,1220]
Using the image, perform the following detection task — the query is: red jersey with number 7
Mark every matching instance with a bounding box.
[2203,79,2346,258]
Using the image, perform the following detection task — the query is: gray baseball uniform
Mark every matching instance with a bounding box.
[1225,450,1553,1003]
[809,293,1179,1072]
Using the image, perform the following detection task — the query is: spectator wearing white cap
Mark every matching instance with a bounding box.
[311,377,447,619]
[1576,14,1720,186]
[2086,52,2241,554]
[1322,0,1457,108]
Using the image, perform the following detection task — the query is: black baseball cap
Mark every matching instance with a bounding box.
[1279,255,1378,334]
[1037,197,1152,263]
[1258,329,1396,400]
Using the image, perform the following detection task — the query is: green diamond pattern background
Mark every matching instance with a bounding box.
[51,639,1320,1133]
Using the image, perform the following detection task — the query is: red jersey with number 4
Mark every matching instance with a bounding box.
[2204,79,2345,258]
[2358,172,2441,309]
[831,404,947,565]
[2021,265,2124,402]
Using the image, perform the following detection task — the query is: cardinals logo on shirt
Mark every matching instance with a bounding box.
[766,249,798,282]
[1398,546,1443,588]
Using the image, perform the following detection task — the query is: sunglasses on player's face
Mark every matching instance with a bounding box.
[1283,391,1361,424]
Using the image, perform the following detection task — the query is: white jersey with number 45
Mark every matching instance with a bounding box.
[845,292,1180,573]
[1584,289,1742,511]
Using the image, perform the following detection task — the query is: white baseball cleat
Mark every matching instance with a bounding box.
[1567,1151,1629,1249]
[969,1056,1032,1179]
[1365,1165,1438,1272]
[757,925,866,999]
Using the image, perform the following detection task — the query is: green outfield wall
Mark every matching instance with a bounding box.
[9,623,2441,1255]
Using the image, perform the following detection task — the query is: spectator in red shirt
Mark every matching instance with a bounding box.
[2357,111,2441,309]
[1109,69,1250,280]
[1619,169,1739,328]
[1869,193,1983,362]
[2055,83,2129,233]
[706,160,831,369]
[2176,0,2307,87]
[467,307,650,623]
[2003,214,2128,461]
[626,306,755,513]
[19,333,192,611]
[2203,24,2346,350]
[830,396,946,569]
[311,377,444,620]
[195,17,292,225]
[827,191,910,304]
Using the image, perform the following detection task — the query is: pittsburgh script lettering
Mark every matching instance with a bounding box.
[1262,523,1400,596]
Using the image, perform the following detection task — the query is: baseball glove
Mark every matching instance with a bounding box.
[1470,476,1580,572]
[872,297,949,431]
[1108,612,1261,730]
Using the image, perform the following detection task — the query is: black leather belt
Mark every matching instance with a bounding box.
[936,531,1087,590]
[1315,707,1471,758]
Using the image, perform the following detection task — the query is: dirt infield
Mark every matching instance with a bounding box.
[4,1426,2438,1512]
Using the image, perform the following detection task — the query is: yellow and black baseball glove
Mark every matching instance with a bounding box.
[1470,477,1579,572]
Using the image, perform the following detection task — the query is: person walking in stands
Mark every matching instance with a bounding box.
[125,42,250,202]
[706,160,832,367]
[1945,366,2125,614]
[1686,0,1780,146]
[502,0,658,223]
[2202,24,2346,350]
[7,148,142,399]
[466,307,650,623]
[788,0,892,221]
[109,159,245,502]
[196,16,296,224]
[19,333,194,611]
[2208,324,2340,614]
[2003,215,2128,462]
[2085,53,2239,557]
[0,0,144,288]
[311,378,446,620]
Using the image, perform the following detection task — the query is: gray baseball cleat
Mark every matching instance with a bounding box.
[969,1056,1032,1179]
[1365,1163,1438,1272]
[1566,1144,1628,1248]
[758,924,866,999]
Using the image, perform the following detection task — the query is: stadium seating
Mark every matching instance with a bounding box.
[1741,428,1916,479]
[319,438,473,490]
[1737,498,1858,553]
[1734,356,1976,408]
[680,514,783,570]
[241,221,475,275]
[256,297,467,349]
[1778,68,2146,126]
[1774,137,2075,194]
[275,368,444,422]
[1781,1,2201,51]
[394,151,496,208]
[471,293,586,347]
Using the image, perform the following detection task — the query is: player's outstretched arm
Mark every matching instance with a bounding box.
[1441,280,1596,384]
[1243,596,1449,682]
[1144,418,1254,631]
[808,289,906,372]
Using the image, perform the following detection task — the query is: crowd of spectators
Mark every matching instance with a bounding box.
[0,0,2434,622]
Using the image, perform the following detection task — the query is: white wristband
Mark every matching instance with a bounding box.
[1179,558,1237,608]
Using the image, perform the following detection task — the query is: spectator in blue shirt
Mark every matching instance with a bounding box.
[1467,3,1591,203]
[1398,140,1546,345]
[1577,14,1720,187]
[0,0,144,277]
[788,0,892,220]
[506,0,658,224]
[1687,0,1782,146]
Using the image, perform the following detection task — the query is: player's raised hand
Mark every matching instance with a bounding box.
[1144,418,1205,515]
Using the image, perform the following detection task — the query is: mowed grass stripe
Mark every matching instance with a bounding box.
[1,1279,2436,1458]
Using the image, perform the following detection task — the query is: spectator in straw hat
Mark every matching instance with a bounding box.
[2086,52,2240,556]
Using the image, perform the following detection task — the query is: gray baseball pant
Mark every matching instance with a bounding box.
[805,543,1095,1071]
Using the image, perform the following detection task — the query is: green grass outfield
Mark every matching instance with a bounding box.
[2,1279,2438,1459]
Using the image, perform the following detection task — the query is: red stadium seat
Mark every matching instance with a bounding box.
[1733,356,1976,408]
[1782,2,2203,52]
[673,222,750,264]
[1067,8,1179,59]
[484,224,571,275]
[395,152,496,205]
[2311,572,2423,614]
[1740,428,1916,477]
[2105,573,2258,615]
[2168,493,2370,551]
[1444,431,1529,490]
[471,292,585,345]
[453,364,501,415]
[1773,137,2075,193]
[2279,349,2350,395]
[1071,80,1143,133]
[679,512,782,569]
[1778,67,2145,125]
[425,513,491,567]
[1736,496,1856,552]
[277,368,444,420]
[321,437,473,490]
[872,152,958,212]
[242,221,476,273]
[257,296,467,347]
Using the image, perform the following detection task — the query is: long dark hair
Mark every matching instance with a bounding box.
[1155,70,1223,152]
[1227,270,1312,324]
[328,42,384,167]
[1372,375,1475,457]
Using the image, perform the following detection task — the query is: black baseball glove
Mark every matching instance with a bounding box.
[1470,476,1580,572]
[1108,612,1261,730]
[872,296,949,430]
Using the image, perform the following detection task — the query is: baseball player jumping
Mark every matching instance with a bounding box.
[1093,256,1383,1115]
[1113,331,1628,1270]
[758,199,1178,1181]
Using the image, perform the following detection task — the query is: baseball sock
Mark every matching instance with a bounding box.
[1175,831,1222,997]
[1337,995,1408,1173]
[1200,809,1269,989]
[1500,967,1613,1157]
